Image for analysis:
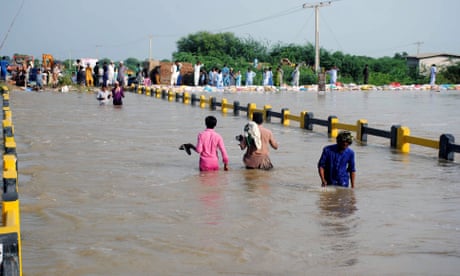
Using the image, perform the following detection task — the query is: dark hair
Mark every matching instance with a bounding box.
[205,116,217,129]
[252,112,263,125]
[336,131,353,145]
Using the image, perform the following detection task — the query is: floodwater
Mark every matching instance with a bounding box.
[9,88,460,275]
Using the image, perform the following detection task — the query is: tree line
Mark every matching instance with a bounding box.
[17,31,460,86]
[171,31,459,86]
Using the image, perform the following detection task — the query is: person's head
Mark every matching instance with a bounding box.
[252,112,263,125]
[336,131,353,150]
[114,81,119,87]
[205,116,217,129]
[101,84,107,90]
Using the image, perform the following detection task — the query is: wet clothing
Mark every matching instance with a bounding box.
[97,89,110,105]
[318,144,356,187]
[195,128,229,171]
[111,86,124,106]
[240,124,278,170]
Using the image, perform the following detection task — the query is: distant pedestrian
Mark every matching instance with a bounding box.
[0,56,9,81]
[170,61,181,86]
[245,68,256,86]
[222,64,230,86]
[430,64,437,87]
[93,62,100,86]
[96,85,111,105]
[276,66,284,87]
[108,61,115,86]
[327,65,339,86]
[85,63,94,87]
[235,70,242,87]
[291,64,300,87]
[117,61,126,87]
[363,64,369,84]
[194,61,203,86]
[112,81,125,106]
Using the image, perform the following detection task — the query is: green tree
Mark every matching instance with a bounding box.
[441,62,460,84]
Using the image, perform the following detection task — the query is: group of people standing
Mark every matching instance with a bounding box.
[172,60,288,88]
[190,61,242,88]
[75,60,127,88]
[180,112,356,189]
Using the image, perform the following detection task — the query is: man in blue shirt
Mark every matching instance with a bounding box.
[0,56,9,81]
[318,131,356,188]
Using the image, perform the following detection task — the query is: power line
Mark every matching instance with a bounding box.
[209,6,304,32]
[0,0,25,52]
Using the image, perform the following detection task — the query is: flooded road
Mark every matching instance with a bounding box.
[9,88,460,275]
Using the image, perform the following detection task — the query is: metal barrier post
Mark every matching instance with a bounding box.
[247,103,256,119]
[328,115,338,138]
[264,105,272,123]
[357,119,368,145]
[281,108,290,126]
[233,101,240,116]
[439,134,455,161]
[221,98,228,114]
[304,112,314,130]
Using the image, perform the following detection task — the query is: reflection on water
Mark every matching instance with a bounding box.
[242,169,271,193]
[197,171,226,225]
[319,187,357,218]
[318,187,359,267]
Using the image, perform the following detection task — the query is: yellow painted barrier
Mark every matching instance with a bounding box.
[0,199,22,276]
[330,117,339,138]
[183,92,190,105]
[397,126,411,153]
[299,111,308,129]
[286,113,300,123]
[199,95,207,108]
[167,90,174,101]
[0,85,22,275]
[247,103,257,119]
[3,155,17,172]
[405,135,439,149]
[221,98,228,114]
[334,122,357,132]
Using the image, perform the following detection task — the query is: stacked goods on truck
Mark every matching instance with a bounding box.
[158,62,194,85]
[7,54,34,72]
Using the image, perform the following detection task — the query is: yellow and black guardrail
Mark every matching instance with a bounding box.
[0,85,22,276]
[132,85,459,161]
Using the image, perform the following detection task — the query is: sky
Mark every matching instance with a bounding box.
[1,0,459,62]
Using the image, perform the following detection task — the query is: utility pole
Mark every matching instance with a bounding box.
[414,41,424,56]
[303,1,333,72]
[149,35,153,61]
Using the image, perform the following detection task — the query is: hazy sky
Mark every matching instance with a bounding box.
[1,0,459,62]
